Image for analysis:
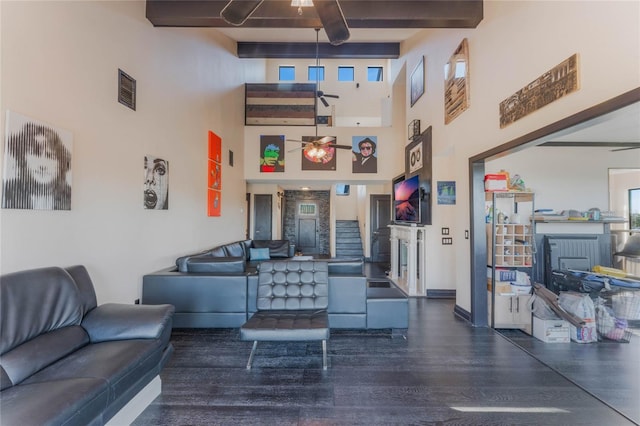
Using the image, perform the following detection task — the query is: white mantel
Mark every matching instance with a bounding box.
[389,224,428,296]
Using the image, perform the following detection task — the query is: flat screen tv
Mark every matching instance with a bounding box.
[393,174,421,223]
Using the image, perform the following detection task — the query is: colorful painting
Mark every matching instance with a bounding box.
[437,181,456,205]
[260,135,285,172]
[208,131,222,163]
[207,189,221,216]
[352,136,377,173]
[301,136,336,171]
[144,155,169,210]
[208,160,221,190]
[499,54,579,128]
[2,111,73,210]
[207,131,222,216]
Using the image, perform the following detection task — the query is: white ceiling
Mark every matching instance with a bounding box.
[548,101,640,144]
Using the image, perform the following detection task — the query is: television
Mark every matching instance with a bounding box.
[393,174,421,223]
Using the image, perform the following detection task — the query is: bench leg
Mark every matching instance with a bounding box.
[246,341,258,370]
[322,340,328,370]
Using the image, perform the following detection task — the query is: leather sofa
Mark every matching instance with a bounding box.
[0,265,175,426]
[142,239,408,332]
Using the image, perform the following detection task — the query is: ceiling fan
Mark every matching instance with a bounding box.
[285,27,349,161]
[220,0,350,46]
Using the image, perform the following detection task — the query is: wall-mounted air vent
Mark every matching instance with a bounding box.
[118,69,136,111]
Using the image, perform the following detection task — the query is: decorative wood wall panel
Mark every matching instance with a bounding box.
[245,83,316,126]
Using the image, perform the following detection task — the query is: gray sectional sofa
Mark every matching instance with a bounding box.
[0,265,175,426]
[142,239,409,332]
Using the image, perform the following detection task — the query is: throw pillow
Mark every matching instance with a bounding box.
[249,247,270,261]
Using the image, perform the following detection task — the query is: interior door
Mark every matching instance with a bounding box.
[254,194,272,240]
[370,194,391,263]
[295,200,320,254]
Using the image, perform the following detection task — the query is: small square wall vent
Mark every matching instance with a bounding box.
[118,69,136,111]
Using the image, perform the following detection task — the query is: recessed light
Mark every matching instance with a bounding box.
[301,187,310,190]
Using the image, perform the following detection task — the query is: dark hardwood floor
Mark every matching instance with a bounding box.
[134,295,637,425]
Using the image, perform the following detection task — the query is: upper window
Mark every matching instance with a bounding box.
[368,67,383,81]
[308,66,325,82]
[338,67,354,81]
[279,66,295,81]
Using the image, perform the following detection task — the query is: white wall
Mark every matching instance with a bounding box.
[399,0,640,308]
[488,148,639,213]
[0,1,249,303]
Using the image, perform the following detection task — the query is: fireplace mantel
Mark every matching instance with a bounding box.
[389,224,427,296]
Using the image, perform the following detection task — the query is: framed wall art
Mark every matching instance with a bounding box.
[444,38,470,124]
[404,126,433,225]
[2,111,73,210]
[499,53,580,128]
[410,56,425,107]
[207,131,222,216]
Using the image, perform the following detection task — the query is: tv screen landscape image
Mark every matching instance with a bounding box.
[394,174,421,223]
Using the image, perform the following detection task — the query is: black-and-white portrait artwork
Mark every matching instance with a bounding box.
[1,111,73,210]
[144,155,169,210]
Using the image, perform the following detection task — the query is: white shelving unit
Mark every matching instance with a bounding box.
[486,191,535,332]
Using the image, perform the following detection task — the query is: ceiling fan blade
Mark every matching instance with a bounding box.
[611,146,640,152]
[323,94,339,99]
[314,0,350,46]
[329,144,353,150]
[220,0,264,26]
[320,97,330,107]
[315,136,336,144]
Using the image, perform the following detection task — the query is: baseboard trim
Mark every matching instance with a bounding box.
[106,375,161,426]
[453,304,471,322]
[426,289,456,299]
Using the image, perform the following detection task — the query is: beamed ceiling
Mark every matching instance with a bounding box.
[145,0,484,58]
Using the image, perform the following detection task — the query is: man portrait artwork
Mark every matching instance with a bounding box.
[1,112,73,210]
[260,135,285,172]
[143,155,169,210]
[352,136,378,173]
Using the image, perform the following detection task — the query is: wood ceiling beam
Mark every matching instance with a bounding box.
[237,42,400,59]
[146,0,483,29]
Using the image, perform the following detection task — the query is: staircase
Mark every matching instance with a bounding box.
[335,220,364,258]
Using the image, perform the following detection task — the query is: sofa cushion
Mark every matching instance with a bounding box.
[1,326,89,388]
[185,256,245,273]
[222,241,246,258]
[1,267,83,355]
[0,377,109,426]
[81,303,174,344]
[252,240,291,258]
[23,339,164,405]
[249,247,270,261]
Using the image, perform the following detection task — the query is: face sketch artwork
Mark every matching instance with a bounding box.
[144,155,169,210]
[2,118,72,210]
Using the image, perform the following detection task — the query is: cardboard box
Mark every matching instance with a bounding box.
[533,316,570,343]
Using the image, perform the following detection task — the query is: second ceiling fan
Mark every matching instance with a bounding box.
[220,0,350,46]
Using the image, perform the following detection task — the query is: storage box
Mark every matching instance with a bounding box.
[484,174,508,191]
[533,316,570,343]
